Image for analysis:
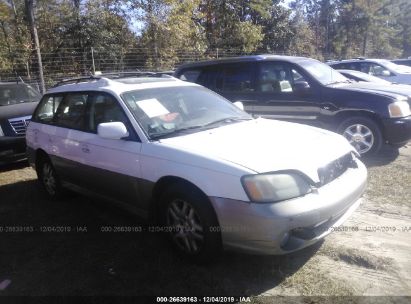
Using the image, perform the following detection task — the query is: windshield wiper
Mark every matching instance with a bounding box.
[150,117,251,140]
[201,117,252,128]
[150,125,206,140]
[326,80,351,86]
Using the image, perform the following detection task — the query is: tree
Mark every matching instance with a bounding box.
[25,0,45,92]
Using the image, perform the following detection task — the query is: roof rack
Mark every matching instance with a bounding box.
[100,71,175,78]
[53,76,101,88]
[52,71,175,88]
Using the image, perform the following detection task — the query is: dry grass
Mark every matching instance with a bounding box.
[318,243,394,271]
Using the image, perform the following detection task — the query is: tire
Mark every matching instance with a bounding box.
[337,116,383,157]
[37,156,66,199]
[159,183,222,263]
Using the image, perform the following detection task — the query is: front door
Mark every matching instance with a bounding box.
[79,92,144,207]
[252,61,323,126]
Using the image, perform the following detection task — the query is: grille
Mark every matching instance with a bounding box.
[8,115,32,136]
[317,153,357,186]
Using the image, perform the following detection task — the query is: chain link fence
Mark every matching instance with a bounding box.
[0,47,256,91]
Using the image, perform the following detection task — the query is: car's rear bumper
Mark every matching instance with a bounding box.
[209,159,367,255]
[0,136,26,162]
[382,116,411,145]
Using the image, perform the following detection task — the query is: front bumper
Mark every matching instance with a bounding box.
[0,136,26,162]
[209,159,367,255]
[382,116,411,145]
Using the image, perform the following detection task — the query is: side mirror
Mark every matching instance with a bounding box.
[382,70,391,77]
[293,81,310,94]
[97,122,129,140]
[233,101,244,111]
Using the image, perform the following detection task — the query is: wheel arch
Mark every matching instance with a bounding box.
[334,110,384,135]
[34,149,50,173]
[150,175,219,225]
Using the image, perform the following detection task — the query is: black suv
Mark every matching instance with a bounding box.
[0,82,41,162]
[174,55,411,156]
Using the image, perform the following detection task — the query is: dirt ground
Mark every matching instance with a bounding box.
[0,144,410,299]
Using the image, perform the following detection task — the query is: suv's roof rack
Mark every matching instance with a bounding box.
[52,71,175,88]
[99,71,174,78]
[53,76,101,88]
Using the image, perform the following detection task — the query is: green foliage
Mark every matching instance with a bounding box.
[0,0,410,82]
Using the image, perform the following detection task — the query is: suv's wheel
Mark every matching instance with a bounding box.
[160,183,222,263]
[37,157,65,199]
[338,116,382,156]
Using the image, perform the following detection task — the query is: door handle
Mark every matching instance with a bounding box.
[81,145,90,153]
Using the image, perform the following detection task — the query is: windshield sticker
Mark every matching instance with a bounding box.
[136,98,170,118]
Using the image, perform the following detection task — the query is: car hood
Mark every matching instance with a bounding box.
[343,82,411,97]
[159,118,356,182]
[0,102,38,120]
[336,82,411,100]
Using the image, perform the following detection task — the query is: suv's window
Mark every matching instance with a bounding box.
[368,63,391,76]
[197,67,221,89]
[220,63,255,92]
[358,62,390,76]
[54,93,88,130]
[178,69,201,82]
[33,95,63,123]
[258,62,293,93]
[332,62,360,70]
[0,84,40,106]
[88,93,129,132]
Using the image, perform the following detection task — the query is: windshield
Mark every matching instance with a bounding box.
[349,71,392,84]
[122,85,251,140]
[299,59,349,85]
[0,84,40,106]
[377,60,411,73]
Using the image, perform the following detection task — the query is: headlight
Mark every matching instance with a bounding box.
[388,101,411,118]
[0,125,4,137]
[241,172,313,203]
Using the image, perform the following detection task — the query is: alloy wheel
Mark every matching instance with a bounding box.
[166,199,204,254]
[343,123,374,154]
[42,162,57,196]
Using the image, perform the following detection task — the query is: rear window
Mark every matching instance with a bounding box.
[178,69,201,82]
[54,94,89,130]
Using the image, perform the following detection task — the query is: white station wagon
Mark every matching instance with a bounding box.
[26,74,367,262]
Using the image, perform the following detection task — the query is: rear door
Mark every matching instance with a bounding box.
[197,63,257,114]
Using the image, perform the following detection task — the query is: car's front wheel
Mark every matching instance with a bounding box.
[160,183,222,263]
[338,116,383,157]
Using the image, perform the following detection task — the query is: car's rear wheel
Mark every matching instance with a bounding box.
[37,156,65,199]
[338,116,382,156]
[160,183,222,263]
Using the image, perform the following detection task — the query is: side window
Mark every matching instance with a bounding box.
[54,93,88,130]
[26,86,40,99]
[197,67,222,89]
[88,93,129,133]
[359,62,371,74]
[33,95,63,124]
[220,63,255,92]
[291,68,310,86]
[331,63,345,69]
[257,62,293,93]
[368,63,390,76]
[178,69,201,82]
